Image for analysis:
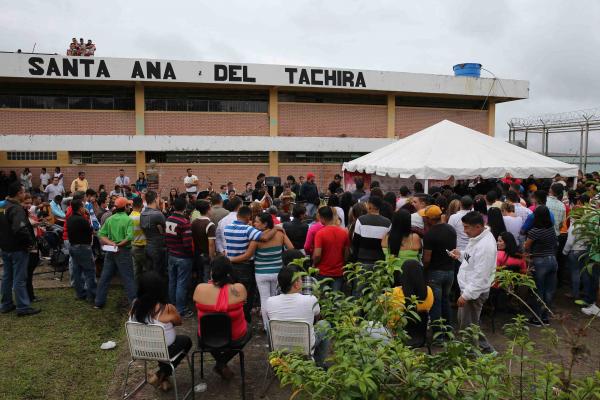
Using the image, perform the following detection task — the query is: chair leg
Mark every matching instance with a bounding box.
[259,364,275,398]
[171,363,179,400]
[122,359,133,399]
[191,351,196,400]
[239,351,246,400]
[122,360,148,399]
[200,351,204,379]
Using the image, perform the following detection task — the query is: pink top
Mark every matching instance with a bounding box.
[196,284,247,341]
[303,222,324,255]
[496,250,527,274]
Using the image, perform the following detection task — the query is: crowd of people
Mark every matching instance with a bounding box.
[66,37,96,56]
[1,165,599,390]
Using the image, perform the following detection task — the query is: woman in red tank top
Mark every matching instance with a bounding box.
[193,256,250,380]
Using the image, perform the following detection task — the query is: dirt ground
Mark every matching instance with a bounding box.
[12,262,600,399]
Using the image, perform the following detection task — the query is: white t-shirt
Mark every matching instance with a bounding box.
[264,293,320,352]
[334,206,345,228]
[184,175,198,193]
[448,209,471,251]
[115,175,130,187]
[54,171,64,186]
[503,215,524,245]
[40,172,51,186]
[45,183,65,201]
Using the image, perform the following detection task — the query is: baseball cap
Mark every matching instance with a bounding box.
[114,197,132,208]
[306,173,315,180]
[418,205,442,219]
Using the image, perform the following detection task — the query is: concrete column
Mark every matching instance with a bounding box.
[135,83,146,176]
[487,101,496,136]
[269,88,279,176]
[135,83,145,136]
[387,94,395,139]
[57,151,70,165]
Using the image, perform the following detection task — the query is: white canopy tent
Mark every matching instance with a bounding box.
[343,120,578,192]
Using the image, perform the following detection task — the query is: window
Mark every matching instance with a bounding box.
[279,152,367,164]
[0,83,134,110]
[144,88,268,113]
[69,152,136,164]
[279,91,386,105]
[146,152,269,164]
[395,96,488,110]
[7,152,57,161]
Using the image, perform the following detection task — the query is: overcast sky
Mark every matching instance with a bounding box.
[2,0,599,154]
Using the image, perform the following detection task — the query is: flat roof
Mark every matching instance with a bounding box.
[0,52,529,101]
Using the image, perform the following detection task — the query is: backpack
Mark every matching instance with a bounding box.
[0,210,12,250]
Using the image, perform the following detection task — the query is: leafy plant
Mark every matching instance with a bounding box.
[270,259,600,399]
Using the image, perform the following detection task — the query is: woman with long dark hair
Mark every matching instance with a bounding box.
[339,191,354,227]
[524,205,557,326]
[388,259,434,346]
[229,213,293,328]
[473,196,488,223]
[487,207,507,240]
[194,256,250,380]
[382,209,421,269]
[129,272,192,392]
[497,232,526,274]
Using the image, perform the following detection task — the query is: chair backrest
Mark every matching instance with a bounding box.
[199,313,232,349]
[268,320,311,356]
[125,321,171,362]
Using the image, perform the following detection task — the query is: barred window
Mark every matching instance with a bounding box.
[0,83,134,110]
[69,152,136,164]
[7,151,57,161]
[146,152,269,164]
[144,88,268,113]
[279,152,367,164]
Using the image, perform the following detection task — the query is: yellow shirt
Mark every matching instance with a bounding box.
[129,210,147,247]
[388,286,434,313]
[70,178,89,193]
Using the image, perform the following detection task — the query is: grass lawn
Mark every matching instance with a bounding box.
[0,287,126,400]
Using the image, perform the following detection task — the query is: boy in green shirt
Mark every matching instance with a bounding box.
[94,197,137,308]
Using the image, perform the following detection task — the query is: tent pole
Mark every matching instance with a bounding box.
[424,179,429,194]
[573,176,577,190]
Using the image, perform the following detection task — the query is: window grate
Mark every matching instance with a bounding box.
[69,152,135,164]
[146,152,269,164]
[279,152,367,164]
[7,152,57,161]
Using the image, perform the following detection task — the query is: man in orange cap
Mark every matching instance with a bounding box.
[95,196,136,309]
[421,205,457,342]
[299,172,319,218]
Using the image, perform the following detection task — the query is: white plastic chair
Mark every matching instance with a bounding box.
[260,320,312,398]
[268,320,312,356]
[123,321,192,400]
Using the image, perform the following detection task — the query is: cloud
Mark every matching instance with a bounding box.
[1,0,599,154]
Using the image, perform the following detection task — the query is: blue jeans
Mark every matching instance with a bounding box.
[317,275,344,292]
[531,255,558,321]
[145,243,167,276]
[428,269,454,329]
[95,247,137,308]
[69,244,97,301]
[1,250,33,312]
[168,255,193,314]
[305,203,317,218]
[313,320,331,368]
[566,250,587,299]
[582,263,600,305]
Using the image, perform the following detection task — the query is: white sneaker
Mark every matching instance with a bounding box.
[581,303,600,316]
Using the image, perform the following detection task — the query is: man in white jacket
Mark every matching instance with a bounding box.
[450,211,497,354]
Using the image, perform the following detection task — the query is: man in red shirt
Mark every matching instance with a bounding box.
[312,206,350,291]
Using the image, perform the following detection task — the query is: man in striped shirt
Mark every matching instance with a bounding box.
[165,196,194,317]
[351,196,391,297]
[224,205,282,322]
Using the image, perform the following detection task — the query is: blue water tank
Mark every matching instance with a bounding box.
[453,63,482,77]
